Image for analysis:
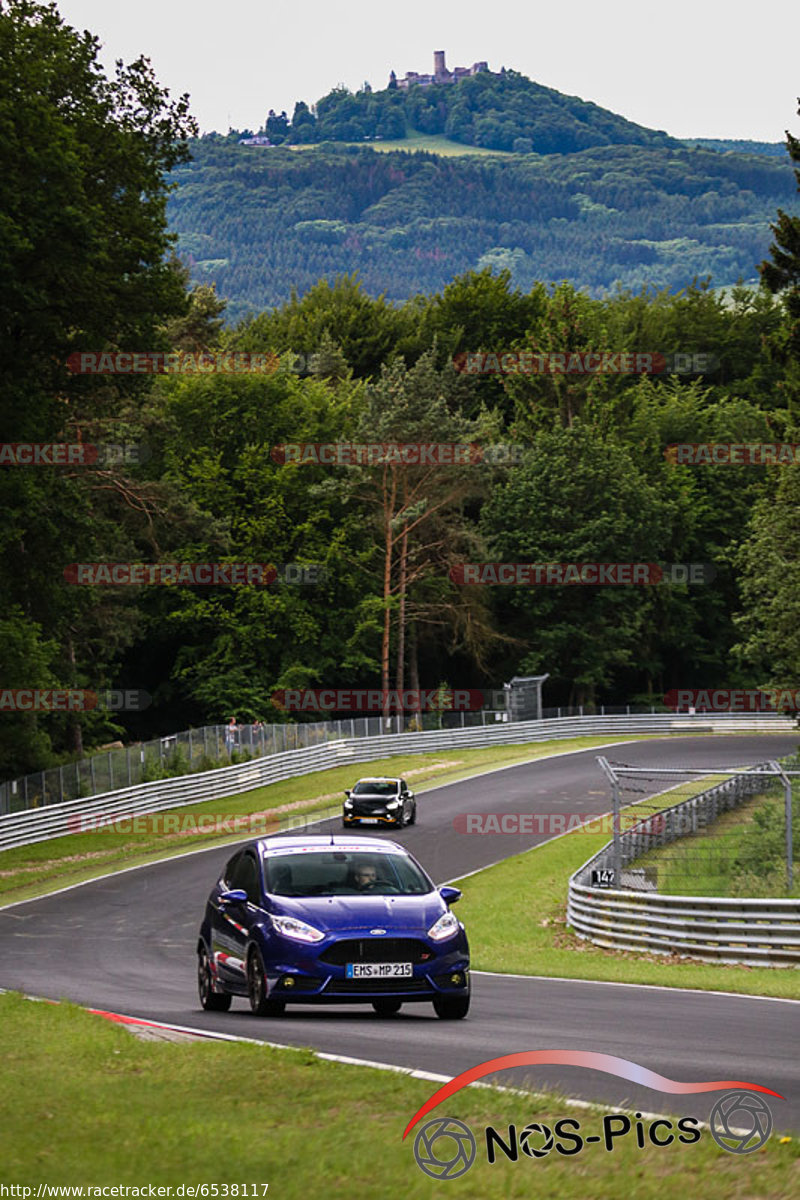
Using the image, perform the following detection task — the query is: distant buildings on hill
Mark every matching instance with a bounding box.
[390,50,490,90]
[238,135,274,146]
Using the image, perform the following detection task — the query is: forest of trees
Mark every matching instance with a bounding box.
[169,138,796,322]
[2,2,800,782]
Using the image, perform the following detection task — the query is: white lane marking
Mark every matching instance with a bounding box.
[3,989,715,1128]
[0,738,646,912]
[470,970,800,1004]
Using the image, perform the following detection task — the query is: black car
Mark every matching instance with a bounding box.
[342,776,417,828]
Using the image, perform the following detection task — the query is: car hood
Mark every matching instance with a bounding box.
[269,893,446,933]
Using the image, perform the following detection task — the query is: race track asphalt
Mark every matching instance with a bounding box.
[1,735,798,1130]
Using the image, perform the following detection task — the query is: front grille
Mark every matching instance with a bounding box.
[351,804,391,815]
[326,976,433,994]
[320,938,431,966]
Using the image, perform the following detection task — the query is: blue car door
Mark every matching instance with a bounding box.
[211,849,261,989]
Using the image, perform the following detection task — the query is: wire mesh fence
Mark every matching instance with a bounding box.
[587,756,799,898]
[0,709,516,816]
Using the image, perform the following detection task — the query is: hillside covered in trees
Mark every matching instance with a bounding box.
[256,69,681,154]
[3,1,800,782]
[169,139,796,322]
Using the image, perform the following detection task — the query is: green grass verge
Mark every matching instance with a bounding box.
[455,782,800,999]
[627,789,800,899]
[0,736,653,906]
[1,992,797,1195]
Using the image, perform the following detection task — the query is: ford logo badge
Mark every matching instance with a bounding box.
[370,928,387,935]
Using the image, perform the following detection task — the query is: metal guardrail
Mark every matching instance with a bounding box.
[568,767,800,966]
[0,712,794,854]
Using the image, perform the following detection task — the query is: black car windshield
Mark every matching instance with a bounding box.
[263,851,432,897]
[352,781,398,795]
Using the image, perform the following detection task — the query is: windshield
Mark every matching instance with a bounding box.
[263,850,432,897]
[352,780,398,795]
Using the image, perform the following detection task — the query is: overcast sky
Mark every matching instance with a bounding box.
[56,0,798,142]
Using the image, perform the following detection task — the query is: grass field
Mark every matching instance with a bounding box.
[625,789,800,899]
[0,992,796,1195]
[289,129,514,156]
[0,735,653,906]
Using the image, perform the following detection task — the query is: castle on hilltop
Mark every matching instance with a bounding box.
[390,50,490,90]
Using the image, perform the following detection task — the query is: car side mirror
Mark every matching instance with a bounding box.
[439,886,462,905]
[219,888,247,905]
[344,790,351,798]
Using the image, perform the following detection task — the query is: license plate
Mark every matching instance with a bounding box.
[357,817,380,824]
[346,962,412,978]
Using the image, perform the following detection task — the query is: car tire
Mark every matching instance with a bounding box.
[372,999,402,1016]
[432,990,470,1020]
[197,945,232,1012]
[408,803,416,825]
[247,946,285,1017]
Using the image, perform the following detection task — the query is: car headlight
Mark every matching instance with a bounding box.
[344,799,353,808]
[386,799,400,808]
[427,910,460,941]
[271,915,325,943]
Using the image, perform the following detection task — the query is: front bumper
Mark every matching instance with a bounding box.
[261,934,469,1004]
[342,807,401,825]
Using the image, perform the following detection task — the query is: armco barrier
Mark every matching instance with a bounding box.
[567,766,800,966]
[0,712,794,854]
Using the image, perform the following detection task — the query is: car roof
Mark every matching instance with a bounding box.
[354,776,400,784]
[256,834,408,857]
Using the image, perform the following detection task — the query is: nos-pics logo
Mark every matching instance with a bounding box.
[404,1051,783,1180]
[413,1092,773,1179]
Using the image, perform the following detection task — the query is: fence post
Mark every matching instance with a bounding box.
[771,761,794,892]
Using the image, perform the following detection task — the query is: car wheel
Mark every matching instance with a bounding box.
[197,945,231,1012]
[372,999,402,1016]
[247,947,285,1017]
[408,803,416,825]
[432,990,470,1020]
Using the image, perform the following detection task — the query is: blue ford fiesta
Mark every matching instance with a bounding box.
[197,835,470,1019]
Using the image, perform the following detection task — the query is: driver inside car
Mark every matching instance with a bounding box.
[351,863,378,891]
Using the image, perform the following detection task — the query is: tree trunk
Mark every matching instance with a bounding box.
[65,635,83,757]
[408,620,419,695]
[395,484,409,704]
[381,468,397,723]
